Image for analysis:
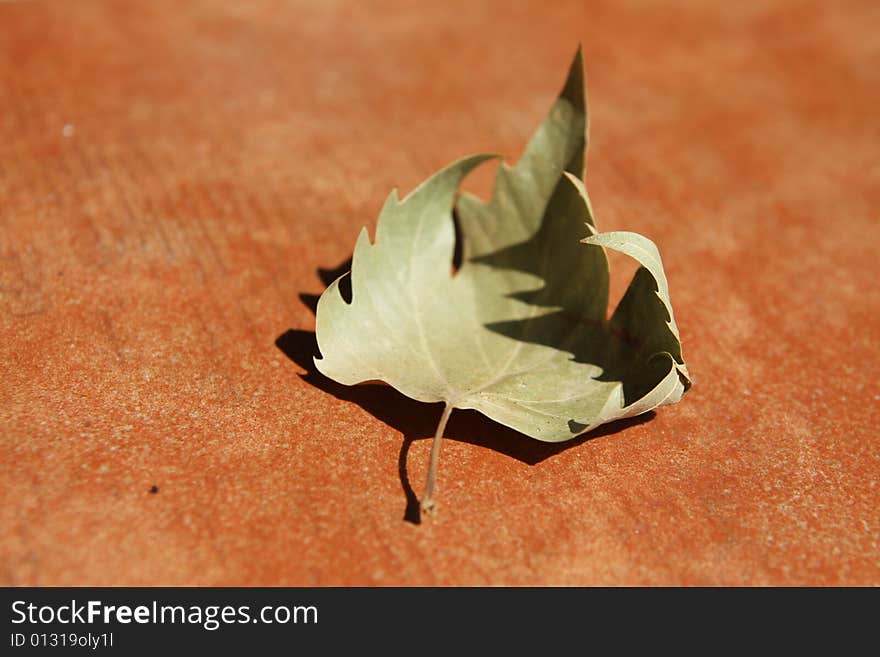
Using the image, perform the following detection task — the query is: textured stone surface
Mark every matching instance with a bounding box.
[1,0,878,585]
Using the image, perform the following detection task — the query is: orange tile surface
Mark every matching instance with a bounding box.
[1,1,878,585]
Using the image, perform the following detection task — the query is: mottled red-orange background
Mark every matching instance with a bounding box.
[2,1,878,585]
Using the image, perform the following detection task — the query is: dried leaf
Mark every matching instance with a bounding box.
[313,48,690,512]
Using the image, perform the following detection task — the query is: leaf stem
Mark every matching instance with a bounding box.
[421,402,454,516]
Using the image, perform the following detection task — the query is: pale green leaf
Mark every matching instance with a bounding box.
[315,49,690,445]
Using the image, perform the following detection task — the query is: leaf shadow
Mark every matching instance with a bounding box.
[277,256,655,525]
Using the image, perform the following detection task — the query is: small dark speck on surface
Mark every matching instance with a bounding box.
[149,485,159,494]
